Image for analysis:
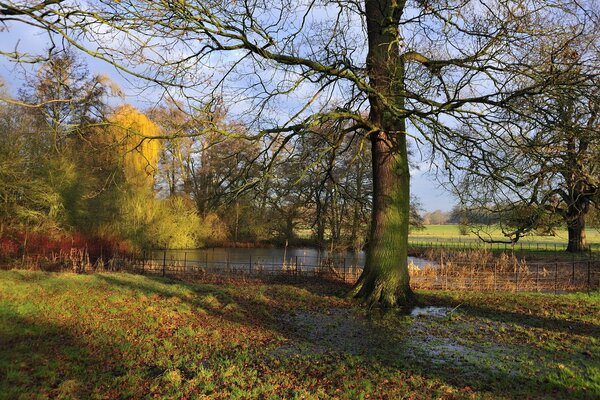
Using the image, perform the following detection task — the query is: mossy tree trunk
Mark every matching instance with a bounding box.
[350,0,413,307]
[562,134,591,253]
[565,203,589,253]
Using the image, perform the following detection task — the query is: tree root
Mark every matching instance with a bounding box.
[348,274,414,308]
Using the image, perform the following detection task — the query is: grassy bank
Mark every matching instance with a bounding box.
[1,271,598,399]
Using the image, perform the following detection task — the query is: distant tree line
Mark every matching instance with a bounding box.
[1,49,432,257]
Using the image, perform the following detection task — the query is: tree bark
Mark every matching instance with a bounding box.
[351,131,412,306]
[350,161,365,253]
[566,209,588,253]
[350,0,413,307]
[314,185,328,248]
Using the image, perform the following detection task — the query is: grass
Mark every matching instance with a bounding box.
[409,224,600,259]
[1,270,598,399]
[296,224,600,258]
[412,224,600,244]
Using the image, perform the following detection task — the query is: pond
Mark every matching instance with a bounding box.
[150,247,434,271]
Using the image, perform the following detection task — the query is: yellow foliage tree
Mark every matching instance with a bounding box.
[108,105,161,188]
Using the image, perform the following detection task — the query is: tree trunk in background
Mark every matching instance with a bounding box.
[350,0,413,306]
[350,161,365,253]
[314,186,328,248]
[566,209,588,252]
[284,214,296,242]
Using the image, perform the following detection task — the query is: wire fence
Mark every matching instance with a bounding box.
[129,252,363,283]
[409,260,599,293]
[408,239,598,255]
[9,248,597,293]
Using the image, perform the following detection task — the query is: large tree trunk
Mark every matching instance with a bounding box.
[566,210,588,253]
[350,131,412,306]
[350,0,413,307]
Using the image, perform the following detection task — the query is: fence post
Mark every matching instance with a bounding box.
[343,258,347,282]
[536,264,539,292]
[515,264,518,292]
[493,263,497,291]
[572,260,575,285]
[249,255,252,275]
[184,252,187,273]
[162,250,166,277]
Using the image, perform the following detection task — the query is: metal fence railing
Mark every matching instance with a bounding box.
[6,249,598,293]
[408,239,598,255]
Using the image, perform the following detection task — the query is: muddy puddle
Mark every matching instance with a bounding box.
[274,306,524,374]
[410,306,452,317]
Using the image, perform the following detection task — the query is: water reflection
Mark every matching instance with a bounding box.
[150,247,433,270]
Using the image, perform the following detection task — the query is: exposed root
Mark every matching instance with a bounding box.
[349,274,414,308]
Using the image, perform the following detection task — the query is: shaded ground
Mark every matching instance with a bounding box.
[0,270,598,399]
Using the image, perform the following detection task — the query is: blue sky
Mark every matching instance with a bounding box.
[411,169,454,212]
[1,18,455,213]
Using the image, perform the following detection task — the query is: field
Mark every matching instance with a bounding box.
[410,224,600,239]
[412,224,600,243]
[410,225,600,258]
[1,270,598,399]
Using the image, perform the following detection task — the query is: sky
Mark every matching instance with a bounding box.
[0,14,456,213]
[411,169,455,212]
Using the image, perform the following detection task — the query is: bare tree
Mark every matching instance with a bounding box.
[437,18,600,252]
[19,48,111,152]
[2,0,595,305]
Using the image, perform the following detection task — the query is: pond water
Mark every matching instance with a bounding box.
[150,247,434,270]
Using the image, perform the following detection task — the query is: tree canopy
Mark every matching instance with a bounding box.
[1,0,599,304]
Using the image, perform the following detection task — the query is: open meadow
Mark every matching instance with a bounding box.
[411,225,600,244]
[1,270,598,399]
[409,225,600,259]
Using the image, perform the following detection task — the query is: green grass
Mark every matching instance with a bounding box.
[1,271,598,399]
[409,224,600,258]
[412,224,600,244]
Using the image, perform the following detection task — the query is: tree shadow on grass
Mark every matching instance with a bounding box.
[93,273,598,399]
[0,308,118,399]
[4,270,595,398]
[96,273,350,324]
